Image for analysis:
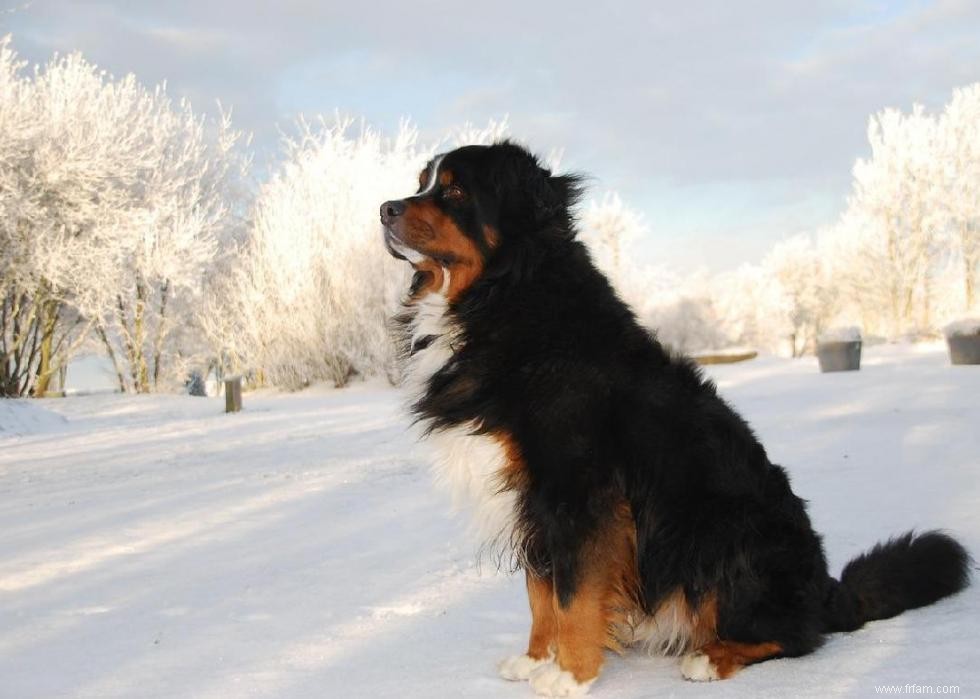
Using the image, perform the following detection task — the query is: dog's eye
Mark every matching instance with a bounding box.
[443,184,465,201]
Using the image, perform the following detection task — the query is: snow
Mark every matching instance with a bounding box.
[818,326,863,343]
[0,399,67,437]
[1,343,977,698]
[944,318,980,337]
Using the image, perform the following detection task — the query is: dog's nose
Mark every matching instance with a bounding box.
[380,200,406,224]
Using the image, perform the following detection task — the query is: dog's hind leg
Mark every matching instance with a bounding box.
[681,640,784,681]
[679,557,825,681]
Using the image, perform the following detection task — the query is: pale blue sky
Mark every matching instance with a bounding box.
[4,0,980,271]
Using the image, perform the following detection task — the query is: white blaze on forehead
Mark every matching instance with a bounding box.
[418,153,446,196]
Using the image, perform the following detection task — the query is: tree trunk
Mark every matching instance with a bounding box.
[885,224,902,336]
[96,324,127,393]
[116,295,136,393]
[128,278,150,394]
[33,295,60,397]
[153,280,170,390]
[963,225,976,311]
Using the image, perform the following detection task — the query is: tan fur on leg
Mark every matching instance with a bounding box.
[681,640,784,681]
[549,502,641,685]
[498,573,557,681]
[527,573,557,659]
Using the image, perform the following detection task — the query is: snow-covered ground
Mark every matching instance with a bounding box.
[1,343,978,699]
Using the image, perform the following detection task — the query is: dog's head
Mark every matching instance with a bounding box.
[380,141,581,300]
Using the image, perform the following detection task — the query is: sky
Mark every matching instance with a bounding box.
[3,0,980,271]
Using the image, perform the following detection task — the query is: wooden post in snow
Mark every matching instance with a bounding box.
[224,376,242,413]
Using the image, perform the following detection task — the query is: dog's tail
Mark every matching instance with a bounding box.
[823,530,971,633]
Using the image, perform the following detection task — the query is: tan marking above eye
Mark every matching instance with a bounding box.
[439,169,453,187]
[418,168,429,189]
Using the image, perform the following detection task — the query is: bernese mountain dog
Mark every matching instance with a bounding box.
[380,141,970,697]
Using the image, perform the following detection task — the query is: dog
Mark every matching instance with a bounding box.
[380,141,970,697]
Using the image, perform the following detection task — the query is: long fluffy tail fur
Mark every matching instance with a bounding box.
[824,531,971,633]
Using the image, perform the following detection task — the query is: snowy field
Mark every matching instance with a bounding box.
[1,343,978,699]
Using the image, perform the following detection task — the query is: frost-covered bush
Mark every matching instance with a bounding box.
[647,296,729,354]
[215,118,422,388]
[579,195,732,354]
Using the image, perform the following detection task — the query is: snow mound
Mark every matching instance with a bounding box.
[818,326,862,343]
[944,318,980,337]
[0,399,68,437]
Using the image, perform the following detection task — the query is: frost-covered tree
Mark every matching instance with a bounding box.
[95,102,248,394]
[0,36,44,396]
[0,39,121,396]
[936,84,980,313]
[840,104,943,336]
[710,264,785,354]
[582,192,643,282]
[0,37,248,396]
[760,234,837,356]
[580,191,671,322]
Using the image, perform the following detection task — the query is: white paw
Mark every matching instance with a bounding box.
[680,651,720,681]
[498,653,551,681]
[528,662,594,697]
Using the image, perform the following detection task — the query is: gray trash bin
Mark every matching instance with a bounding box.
[816,340,862,372]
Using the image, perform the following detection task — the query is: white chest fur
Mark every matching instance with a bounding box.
[402,289,519,553]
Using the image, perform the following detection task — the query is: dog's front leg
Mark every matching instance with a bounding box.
[526,573,606,697]
[499,572,558,680]
[526,535,628,697]
[500,567,608,696]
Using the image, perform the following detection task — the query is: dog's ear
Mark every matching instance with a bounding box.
[525,167,571,228]
[545,174,583,231]
[492,143,579,235]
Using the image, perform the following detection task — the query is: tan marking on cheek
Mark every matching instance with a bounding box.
[401,200,486,301]
[430,214,484,301]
